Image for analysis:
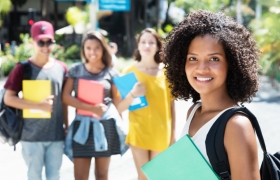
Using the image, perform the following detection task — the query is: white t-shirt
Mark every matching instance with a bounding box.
[180,103,233,163]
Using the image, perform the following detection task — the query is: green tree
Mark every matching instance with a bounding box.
[65,5,112,33]
[65,6,87,27]
[0,0,12,26]
[174,0,231,12]
[249,7,280,82]
[173,0,254,25]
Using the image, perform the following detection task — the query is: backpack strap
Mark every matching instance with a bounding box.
[206,107,267,180]
[19,60,31,80]
[15,60,31,150]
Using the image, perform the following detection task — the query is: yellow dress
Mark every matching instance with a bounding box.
[122,64,173,152]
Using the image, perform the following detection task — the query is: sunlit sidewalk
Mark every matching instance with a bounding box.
[0,142,137,180]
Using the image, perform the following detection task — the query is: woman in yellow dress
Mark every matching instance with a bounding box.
[117,28,176,180]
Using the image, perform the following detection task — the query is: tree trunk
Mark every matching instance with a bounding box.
[236,0,243,24]
[54,1,58,29]
[124,12,131,56]
[13,2,18,42]
[155,0,159,31]
[162,0,171,29]
[143,0,147,28]
[124,0,136,57]
[255,0,262,19]
[41,0,49,21]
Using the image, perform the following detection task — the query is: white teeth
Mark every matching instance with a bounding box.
[196,77,213,81]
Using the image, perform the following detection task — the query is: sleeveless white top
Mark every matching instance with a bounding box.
[180,103,234,163]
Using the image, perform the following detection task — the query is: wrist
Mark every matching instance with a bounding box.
[130,91,135,98]
[36,102,43,110]
[82,102,94,111]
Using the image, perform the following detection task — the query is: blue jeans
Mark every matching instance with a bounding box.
[21,141,64,180]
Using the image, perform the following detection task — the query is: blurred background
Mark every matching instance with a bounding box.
[0,1,280,179]
[0,0,279,85]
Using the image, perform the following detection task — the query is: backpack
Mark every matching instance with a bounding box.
[0,60,31,150]
[206,107,280,180]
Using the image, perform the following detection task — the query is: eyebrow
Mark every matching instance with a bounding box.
[187,52,223,56]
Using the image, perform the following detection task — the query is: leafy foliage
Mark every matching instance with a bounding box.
[249,11,280,80]
[0,0,12,13]
[65,6,87,26]
[173,0,254,25]
[174,0,231,13]
[51,44,66,61]
[0,46,16,76]
[0,0,12,26]
[154,24,174,39]
[15,34,34,61]
[64,45,80,60]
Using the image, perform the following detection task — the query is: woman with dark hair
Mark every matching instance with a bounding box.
[164,10,260,179]
[63,31,128,180]
[117,28,176,180]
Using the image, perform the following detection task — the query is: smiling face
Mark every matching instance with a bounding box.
[137,32,158,59]
[185,34,228,96]
[83,39,103,64]
[33,38,54,58]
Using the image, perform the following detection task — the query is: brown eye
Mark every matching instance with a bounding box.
[189,57,197,61]
[210,57,219,61]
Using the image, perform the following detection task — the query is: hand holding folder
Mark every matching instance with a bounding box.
[141,135,219,180]
[113,72,148,111]
[22,80,52,118]
[77,79,104,118]
[38,95,54,112]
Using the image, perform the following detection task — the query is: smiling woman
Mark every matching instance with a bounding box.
[185,35,228,96]
[164,10,261,180]
[62,30,128,180]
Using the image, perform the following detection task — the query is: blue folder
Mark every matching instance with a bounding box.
[113,72,148,111]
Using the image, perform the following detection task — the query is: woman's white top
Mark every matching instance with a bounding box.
[180,102,233,163]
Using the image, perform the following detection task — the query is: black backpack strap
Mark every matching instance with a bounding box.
[0,88,6,110]
[19,60,31,80]
[206,107,267,180]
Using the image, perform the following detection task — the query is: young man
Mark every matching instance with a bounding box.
[4,21,68,180]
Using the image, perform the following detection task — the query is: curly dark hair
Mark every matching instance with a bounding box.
[81,31,112,67]
[134,28,163,63]
[163,10,260,103]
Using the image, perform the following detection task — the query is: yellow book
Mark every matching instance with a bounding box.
[22,80,51,118]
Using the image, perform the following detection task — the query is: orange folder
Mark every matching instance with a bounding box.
[77,79,104,118]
